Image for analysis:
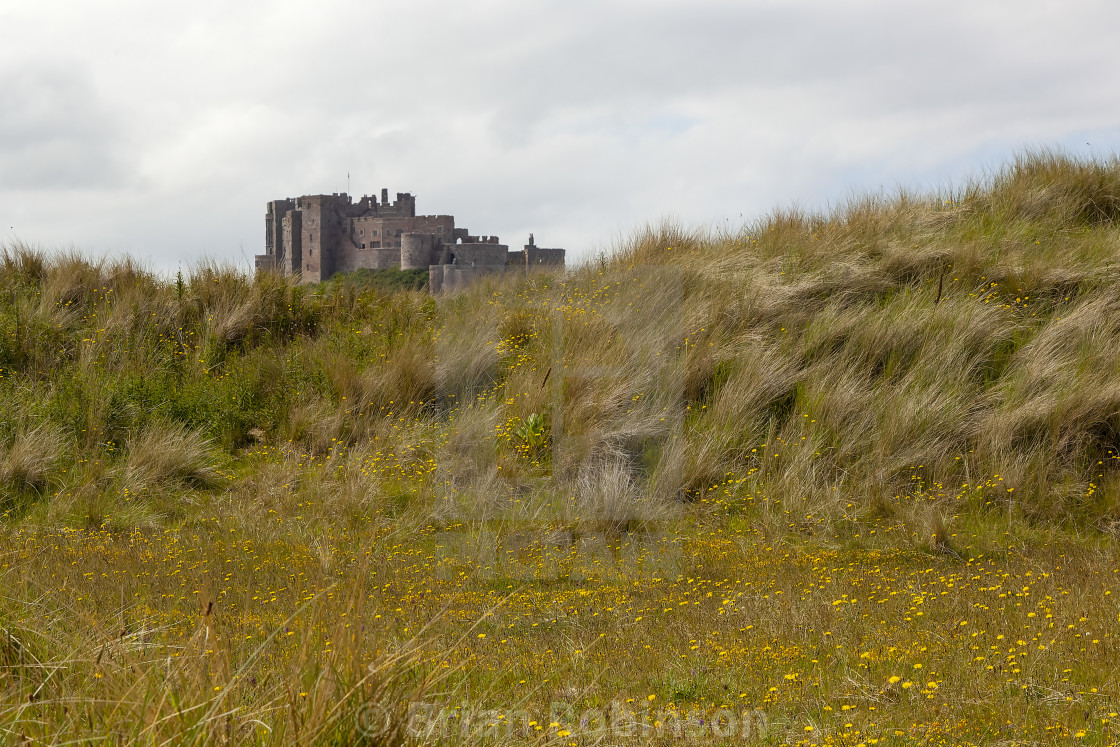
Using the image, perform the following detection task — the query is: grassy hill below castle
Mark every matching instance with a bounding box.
[3,151,1120,744]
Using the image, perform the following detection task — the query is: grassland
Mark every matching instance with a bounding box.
[4,152,1120,745]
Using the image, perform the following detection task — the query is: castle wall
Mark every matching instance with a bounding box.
[449,242,508,267]
[349,215,388,248]
[335,214,453,273]
[372,215,454,251]
[346,214,453,249]
[332,241,402,273]
[371,247,401,269]
[439,264,506,294]
[525,247,566,266]
[332,234,361,274]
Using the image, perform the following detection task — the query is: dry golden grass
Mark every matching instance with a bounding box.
[0,425,64,496]
[124,422,225,491]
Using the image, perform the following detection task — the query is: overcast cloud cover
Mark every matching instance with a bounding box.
[2,0,1119,271]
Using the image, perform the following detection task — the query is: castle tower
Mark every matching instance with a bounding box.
[400,233,435,270]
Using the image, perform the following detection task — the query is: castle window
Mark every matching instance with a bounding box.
[359,229,365,237]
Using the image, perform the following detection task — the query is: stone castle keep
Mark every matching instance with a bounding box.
[254,188,564,292]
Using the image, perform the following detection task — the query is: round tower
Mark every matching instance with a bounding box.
[400,233,432,270]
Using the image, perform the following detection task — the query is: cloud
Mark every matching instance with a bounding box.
[0,64,128,189]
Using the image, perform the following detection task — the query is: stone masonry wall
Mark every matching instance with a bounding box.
[449,243,509,267]
[333,215,454,273]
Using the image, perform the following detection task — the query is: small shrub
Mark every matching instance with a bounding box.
[325,267,429,293]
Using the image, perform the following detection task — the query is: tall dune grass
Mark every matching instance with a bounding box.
[2,152,1120,528]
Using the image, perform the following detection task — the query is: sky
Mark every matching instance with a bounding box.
[2,0,1120,273]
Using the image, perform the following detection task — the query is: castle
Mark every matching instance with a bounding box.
[254,188,564,292]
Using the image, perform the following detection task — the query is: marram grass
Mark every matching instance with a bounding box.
[3,151,1120,744]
